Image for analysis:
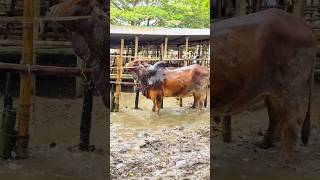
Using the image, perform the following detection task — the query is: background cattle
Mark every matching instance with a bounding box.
[212,8,318,163]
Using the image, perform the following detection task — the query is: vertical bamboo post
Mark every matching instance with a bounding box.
[115,39,124,112]
[134,87,140,109]
[292,0,306,17]
[16,0,35,159]
[75,56,83,97]
[160,43,164,60]
[79,79,94,151]
[184,36,189,66]
[133,35,139,93]
[236,0,247,16]
[164,36,168,60]
[134,35,139,60]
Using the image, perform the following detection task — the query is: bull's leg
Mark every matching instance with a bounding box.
[257,96,282,149]
[155,95,162,115]
[91,61,108,109]
[278,97,307,164]
[152,98,156,112]
[191,92,197,108]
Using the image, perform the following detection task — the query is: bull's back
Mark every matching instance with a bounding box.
[163,65,209,97]
[212,8,318,114]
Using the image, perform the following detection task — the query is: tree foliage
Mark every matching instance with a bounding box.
[111,0,210,28]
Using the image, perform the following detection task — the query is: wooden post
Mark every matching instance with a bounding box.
[216,0,222,17]
[236,0,247,16]
[134,35,139,60]
[184,36,189,66]
[16,0,35,159]
[79,79,94,151]
[164,36,168,60]
[75,56,83,97]
[133,35,139,92]
[223,116,232,143]
[160,43,164,60]
[115,39,124,112]
[134,88,140,109]
[292,0,306,17]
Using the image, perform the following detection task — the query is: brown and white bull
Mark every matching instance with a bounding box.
[212,9,318,163]
[125,60,209,115]
[48,0,108,108]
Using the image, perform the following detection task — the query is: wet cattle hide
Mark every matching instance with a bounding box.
[125,60,209,115]
[212,9,318,162]
[48,0,108,108]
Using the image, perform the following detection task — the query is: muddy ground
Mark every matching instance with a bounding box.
[213,83,320,180]
[110,93,210,179]
[0,96,107,180]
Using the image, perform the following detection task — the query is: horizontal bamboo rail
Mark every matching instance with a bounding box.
[0,62,91,77]
[0,40,71,47]
[0,15,92,22]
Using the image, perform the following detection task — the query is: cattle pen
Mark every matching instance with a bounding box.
[109,25,211,178]
[0,0,107,179]
[110,25,210,112]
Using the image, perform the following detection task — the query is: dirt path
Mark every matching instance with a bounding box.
[213,83,320,180]
[111,93,210,179]
[0,96,107,180]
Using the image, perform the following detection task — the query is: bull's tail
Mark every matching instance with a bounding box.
[301,53,316,145]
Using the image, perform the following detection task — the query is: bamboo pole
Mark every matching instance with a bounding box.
[160,43,164,60]
[0,62,92,77]
[134,35,139,60]
[76,56,84,97]
[164,36,168,60]
[16,0,35,159]
[292,0,306,17]
[236,0,247,16]
[79,79,94,151]
[184,36,189,66]
[115,39,124,112]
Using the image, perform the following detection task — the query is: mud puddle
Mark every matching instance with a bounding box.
[111,93,210,179]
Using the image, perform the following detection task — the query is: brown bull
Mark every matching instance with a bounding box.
[48,0,108,108]
[212,9,318,163]
[125,60,209,115]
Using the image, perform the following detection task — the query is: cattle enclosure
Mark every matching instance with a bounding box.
[109,25,211,178]
[0,0,107,179]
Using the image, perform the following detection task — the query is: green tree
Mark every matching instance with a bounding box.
[110,0,210,28]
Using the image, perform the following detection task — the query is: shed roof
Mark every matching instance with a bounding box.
[110,25,210,47]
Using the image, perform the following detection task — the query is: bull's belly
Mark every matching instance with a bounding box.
[163,88,194,98]
[213,93,267,116]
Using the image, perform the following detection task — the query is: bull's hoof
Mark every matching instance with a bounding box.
[255,141,275,149]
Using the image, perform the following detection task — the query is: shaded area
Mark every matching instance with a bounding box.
[213,82,320,180]
[0,96,107,180]
[111,93,210,179]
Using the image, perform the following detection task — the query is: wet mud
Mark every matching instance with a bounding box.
[213,83,320,180]
[111,93,210,179]
[0,96,107,180]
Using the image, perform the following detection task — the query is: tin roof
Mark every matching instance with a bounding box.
[110,25,210,47]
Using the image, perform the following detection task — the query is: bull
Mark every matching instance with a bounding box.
[212,8,318,164]
[48,0,109,108]
[125,60,209,115]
